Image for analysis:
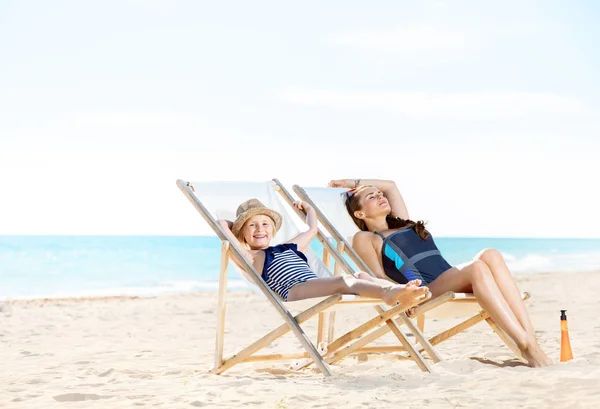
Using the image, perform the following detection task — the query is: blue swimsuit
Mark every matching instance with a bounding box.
[376,229,452,285]
[262,243,319,301]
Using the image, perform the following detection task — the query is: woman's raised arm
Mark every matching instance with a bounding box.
[329,178,409,220]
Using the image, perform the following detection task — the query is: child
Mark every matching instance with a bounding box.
[217,198,430,307]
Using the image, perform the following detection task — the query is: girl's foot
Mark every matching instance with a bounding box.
[383,283,430,307]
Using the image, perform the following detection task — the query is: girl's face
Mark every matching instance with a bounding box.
[241,214,275,249]
[355,187,391,219]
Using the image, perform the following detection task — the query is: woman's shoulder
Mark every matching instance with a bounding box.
[352,231,380,247]
[354,230,375,239]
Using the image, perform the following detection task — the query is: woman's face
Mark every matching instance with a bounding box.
[241,214,275,249]
[355,187,391,219]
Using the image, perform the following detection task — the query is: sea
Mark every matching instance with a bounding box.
[1,235,600,300]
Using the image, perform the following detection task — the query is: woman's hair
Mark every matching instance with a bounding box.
[344,188,430,240]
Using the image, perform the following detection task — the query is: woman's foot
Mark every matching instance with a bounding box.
[383,282,430,307]
[521,340,553,367]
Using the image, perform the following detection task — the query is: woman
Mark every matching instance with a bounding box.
[329,178,552,367]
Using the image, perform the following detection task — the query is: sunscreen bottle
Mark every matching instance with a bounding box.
[560,310,573,362]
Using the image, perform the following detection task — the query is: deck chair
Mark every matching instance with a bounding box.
[176,179,435,376]
[292,184,529,360]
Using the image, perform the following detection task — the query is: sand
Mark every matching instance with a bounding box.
[2,270,600,409]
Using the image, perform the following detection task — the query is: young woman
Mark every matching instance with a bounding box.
[217,198,430,307]
[330,178,552,367]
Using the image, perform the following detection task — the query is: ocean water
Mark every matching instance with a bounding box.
[1,235,600,300]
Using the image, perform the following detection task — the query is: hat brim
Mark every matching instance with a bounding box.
[231,207,283,237]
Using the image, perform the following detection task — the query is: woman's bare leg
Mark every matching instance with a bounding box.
[475,248,536,336]
[286,276,429,307]
[426,260,551,367]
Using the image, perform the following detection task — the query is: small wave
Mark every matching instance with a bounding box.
[0,280,251,301]
[504,251,600,273]
[506,254,553,272]
[500,252,516,262]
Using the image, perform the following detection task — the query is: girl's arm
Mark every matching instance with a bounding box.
[352,231,388,279]
[286,200,318,252]
[329,178,409,220]
[216,219,255,264]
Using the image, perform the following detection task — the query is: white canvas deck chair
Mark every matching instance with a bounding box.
[176,179,435,376]
[292,184,529,360]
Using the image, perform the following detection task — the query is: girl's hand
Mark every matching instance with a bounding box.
[217,219,233,230]
[328,179,355,188]
[293,200,313,212]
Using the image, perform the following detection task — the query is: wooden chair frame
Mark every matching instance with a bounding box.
[292,183,528,360]
[176,179,435,376]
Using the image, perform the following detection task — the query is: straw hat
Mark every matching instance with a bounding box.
[231,198,282,237]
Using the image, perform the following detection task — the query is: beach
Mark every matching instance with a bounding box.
[2,270,600,409]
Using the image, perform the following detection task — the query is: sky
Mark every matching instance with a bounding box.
[1,0,599,237]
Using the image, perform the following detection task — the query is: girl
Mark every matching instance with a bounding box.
[330,178,553,368]
[217,197,430,308]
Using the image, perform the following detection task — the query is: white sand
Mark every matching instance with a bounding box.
[2,271,600,409]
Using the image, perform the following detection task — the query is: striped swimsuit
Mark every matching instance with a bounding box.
[376,229,452,285]
[262,243,319,301]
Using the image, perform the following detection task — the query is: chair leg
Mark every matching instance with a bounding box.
[485,318,524,360]
[317,312,327,348]
[213,241,230,372]
[399,314,442,363]
[327,311,336,343]
[211,294,341,376]
[375,306,432,373]
[417,314,425,332]
[325,304,435,373]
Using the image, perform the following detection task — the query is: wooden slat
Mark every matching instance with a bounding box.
[327,323,390,364]
[293,184,374,275]
[321,243,335,344]
[317,312,326,347]
[325,301,415,353]
[333,241,345,277]
[244,353,309,362]
[398,313,442,363]
[428,310,490,347]
[417,314,425,332]
[374,306,431,372]
[485,318,523,360]
[272,179,356,276]
[213,241,230,370]
[413,291,457,315]
[354,346,407,354]
[425,292,530,352]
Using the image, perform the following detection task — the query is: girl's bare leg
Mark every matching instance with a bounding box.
[287,276,429,307]
[354,271,421,288]
[426,260,551,367]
